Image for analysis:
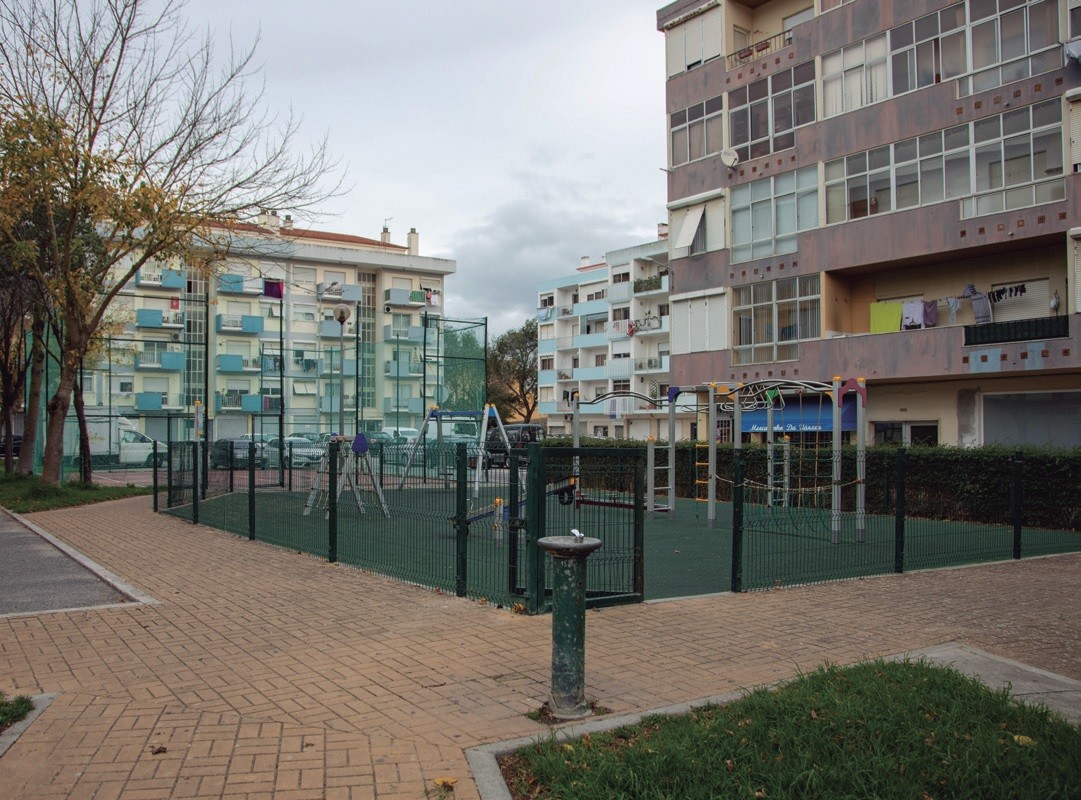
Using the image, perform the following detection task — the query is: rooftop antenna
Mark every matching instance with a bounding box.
[383,216,393,228]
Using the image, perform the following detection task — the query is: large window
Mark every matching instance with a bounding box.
[824,100,1063,223]
[823,34,887,117]
[889,3,968,95]
[732,275,821,365]
[966,0,1059,94]
[730,167,818,264]
[670,95,724,167]
[1071,0,1081,38]
[729,61,815,162]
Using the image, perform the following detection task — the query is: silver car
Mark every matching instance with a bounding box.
[266,437,324,468]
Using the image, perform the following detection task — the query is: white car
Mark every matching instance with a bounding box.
[266,437,323,468]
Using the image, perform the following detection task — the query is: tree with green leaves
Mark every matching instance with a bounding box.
[0,0,340,484]
[488,317,537,423]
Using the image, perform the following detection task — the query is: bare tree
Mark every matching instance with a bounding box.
[488,318,538,423]
[0,0,342,484]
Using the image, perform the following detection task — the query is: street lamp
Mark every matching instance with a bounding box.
[334,304,351,438]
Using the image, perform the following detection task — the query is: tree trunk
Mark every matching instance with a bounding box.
[16,314,46,475]
[73,377,92,483]
[40,326,87,486]
[3,410,13,474]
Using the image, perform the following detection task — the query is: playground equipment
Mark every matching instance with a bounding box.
[304,433,389,518]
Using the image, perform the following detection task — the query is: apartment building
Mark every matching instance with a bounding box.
[536,230,697,440]
[657,0,1081,446]
[85,211,455,442]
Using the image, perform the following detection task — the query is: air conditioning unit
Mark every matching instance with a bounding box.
[170,332,182,342]
[384,304,392,313]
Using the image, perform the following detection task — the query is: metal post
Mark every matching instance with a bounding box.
[731,448,744,593]
[328,439,338,563]
[192,441,200,525]
[831,376,842,545]
[525,443,546,614]
[248,441,256,541]
[646,439,655,517]
[856,378,867,543]
[1012,450,1023,559]
[166,425,174,509]
[667,387,677,517]
[707,384,717,528]
[334,304,351,438]
[538,532,603,720]
[766,398,775,509]
[455,442,468,597]
[894,448,906,573]
[152,441,159,512]
[782,435,791,507]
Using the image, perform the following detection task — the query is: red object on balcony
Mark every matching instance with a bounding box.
[755,40,770,51]
[738,47,753,59]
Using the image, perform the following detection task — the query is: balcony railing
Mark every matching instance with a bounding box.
[964,315,1069,347]
[726,29,792,69]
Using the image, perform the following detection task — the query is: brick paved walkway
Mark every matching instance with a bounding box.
[1,495,1078,799]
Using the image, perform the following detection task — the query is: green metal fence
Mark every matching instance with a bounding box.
[159,440,645,613]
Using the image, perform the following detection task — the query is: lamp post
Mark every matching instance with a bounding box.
[334,304,351,437]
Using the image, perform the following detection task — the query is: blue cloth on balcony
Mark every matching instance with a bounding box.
[970,292,992,324]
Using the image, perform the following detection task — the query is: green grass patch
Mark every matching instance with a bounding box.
[0,691,33,734]
[0,472,153,513]
[503,660,1081,800]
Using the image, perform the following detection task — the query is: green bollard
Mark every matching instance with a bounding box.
[538,531,603,720]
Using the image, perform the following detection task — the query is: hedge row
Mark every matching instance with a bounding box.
[536,438,1080,530]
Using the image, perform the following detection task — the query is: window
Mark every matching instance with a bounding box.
[874,421,938,446]
[594,354,607,367]
[665,4,722,77]
[612,380,630,393]
[612,307,631,322]
[889,4,967,96]
[592,425,609,437]
[540,356,554,371]
[823,35,887,117]
[670,95,724,167]
[612,273,629,283]
[730,167,818,264]
[292,305,316,323]
[292,381,315,396]
[1072,0,1081,38]
[965,0,1060,95]
[729,62,815,162]
[293,267,316,290]
[732,275,820,365]
[821,0,855,9]
[540,294,554,307]
[323,270,346,285]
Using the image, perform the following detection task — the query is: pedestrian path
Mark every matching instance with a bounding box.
[0,496,1078,799]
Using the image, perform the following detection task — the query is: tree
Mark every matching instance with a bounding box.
[488,318,537,423]
[0,0,340,484]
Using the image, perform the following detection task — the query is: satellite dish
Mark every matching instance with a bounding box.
[720,148,740,168]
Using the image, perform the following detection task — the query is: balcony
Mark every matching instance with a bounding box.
[608,319,633,341]
[135,351,185,371]
[556,305,576,320]
[216,354,262,373]
[556,370,574,381]
[215,314,264,334]
[964,316,1069,347]
[382,396,424,414]
[634,355,670,372]
[319,358,357,376]
[538,369,556,384]
[538,338,556,355]
[383,288,429,307]
[261,395,282,413]
[320,320,359,338]
[726,29,792,69]
[135,309,184,329]
[135,268,184,290]
[607,283,633,303]
[291,355,320,374]
[607,358,634,379]
[319,395,358,414]
[382,324,424,343]
[574,365,607,381]
[572,298,608,317]
[135,392,183,411]
[634,274,669,295]
[217,274,264,295]
[385,360,422,378]
[574,332,607,349]
[317,281,361,302]
[215,392,263,413]
[633,315,670,336]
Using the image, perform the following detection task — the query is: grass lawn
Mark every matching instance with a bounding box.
[0,691,33,735]
[501,659,1081,800]
[0,472,154,514]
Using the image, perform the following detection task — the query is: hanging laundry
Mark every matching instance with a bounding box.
[870,301,904,333]
[901,300,925,330]
[946,296,961,325]
[923,300,938,328]
[970,292,992,324]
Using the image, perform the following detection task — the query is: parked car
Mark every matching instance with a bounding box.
[266,437,323,468]
[484,424,545,468]
[381,427,420,444]
[210,437,268,469]
[1,434,22,458]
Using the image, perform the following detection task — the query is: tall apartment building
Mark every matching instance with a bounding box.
[658,0,1081,446]
[536,230,697,440]
[85,211,455,442]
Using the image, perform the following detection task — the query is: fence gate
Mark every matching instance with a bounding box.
[526,446,644,611]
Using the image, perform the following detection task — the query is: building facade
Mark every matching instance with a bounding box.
[85,211,456,443]
[536,230,697,440]
[658,0,1081,446]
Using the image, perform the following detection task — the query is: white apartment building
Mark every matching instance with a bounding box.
[536,229,697,441]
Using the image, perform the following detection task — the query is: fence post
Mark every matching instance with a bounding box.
[287,441,293,493]
[192,441,200,525]
[1012,450,1023,560]
[248,441,256,541]
[166,430,174,509]
[731,449,744,593]
[894,448,906,574]
[201,438,208,500]
[508,448,521,596]
[455,443,468,597]
[633,449,645,598]
[328,439,338,563]
[228,443,235,493]
[152,441,159,512]
[525,444,546,614]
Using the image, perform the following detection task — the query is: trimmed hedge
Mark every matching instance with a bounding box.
[537,438,1080,530]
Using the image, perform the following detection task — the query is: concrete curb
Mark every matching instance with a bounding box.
[466,642,1081,799]
[2,508,158,610]
[0,693,58,761]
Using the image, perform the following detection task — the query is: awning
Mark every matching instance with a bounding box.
[740,395,857,433]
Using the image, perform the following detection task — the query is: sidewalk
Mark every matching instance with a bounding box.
[1,495,1078,799]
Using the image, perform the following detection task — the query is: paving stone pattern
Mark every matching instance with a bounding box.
[0,496,1078,799]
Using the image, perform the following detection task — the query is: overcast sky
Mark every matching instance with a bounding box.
[183,0,670,337]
